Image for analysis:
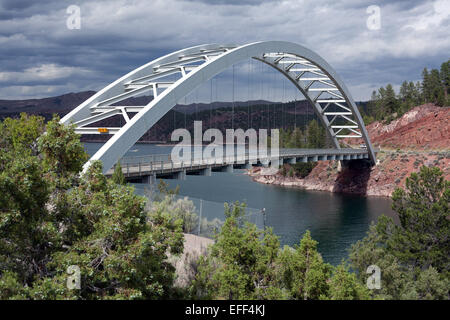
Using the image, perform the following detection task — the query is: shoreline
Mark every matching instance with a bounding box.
[245,170,392,199]
[246,149,450,198]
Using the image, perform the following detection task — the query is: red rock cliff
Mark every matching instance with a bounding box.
[249,105,450,197]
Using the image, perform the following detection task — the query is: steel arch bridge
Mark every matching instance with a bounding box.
[61,41,376,174]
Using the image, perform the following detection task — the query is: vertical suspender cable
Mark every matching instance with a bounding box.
[214,76,217,129]
[247,59,250,130]
[273,68,276,130]
[184,96,187,130]
[305,83,308,145]
[282,76,285,130]
[210,78,212,130]
[294,84,297,130]
[266,64,269,131]
[232,64,235,130]
[195,89,198,124]
[260,59,263,132]
[215,76,218,129]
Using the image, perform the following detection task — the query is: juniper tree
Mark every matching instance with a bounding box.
[0,115,184,299]
[112,161,126,185]
[350,166,449,299]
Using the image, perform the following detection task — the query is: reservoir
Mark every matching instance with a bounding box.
[85,142,396,265]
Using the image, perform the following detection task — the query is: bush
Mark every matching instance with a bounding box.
[350,166,450,299]
[0,115,185,299]
[279,165,287,176]
[293,162,317,178]
[288,167,295,177]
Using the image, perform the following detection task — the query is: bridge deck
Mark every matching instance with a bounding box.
[105,148,375,182]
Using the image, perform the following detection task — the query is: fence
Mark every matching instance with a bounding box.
[145,191,265,239]
[179,195,265,238]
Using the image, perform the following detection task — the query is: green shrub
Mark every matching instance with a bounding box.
[292,162,317,178]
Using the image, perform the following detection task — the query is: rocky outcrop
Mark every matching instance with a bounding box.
[346,104,450,151]
[249,151,449,197]
[250,105,450,197]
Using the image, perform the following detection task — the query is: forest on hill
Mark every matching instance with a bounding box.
[361,59,449,124]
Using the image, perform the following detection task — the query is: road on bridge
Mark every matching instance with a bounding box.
[106,148,375,182]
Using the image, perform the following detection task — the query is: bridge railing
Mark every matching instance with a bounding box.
[114,147,373,175]
[119,149,260,166]
[117,150,266,175]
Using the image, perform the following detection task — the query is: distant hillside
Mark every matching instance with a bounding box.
[0,91,284,119]
[0,91,97,121]
[0,91,318,142]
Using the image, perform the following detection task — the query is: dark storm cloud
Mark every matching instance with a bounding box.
[0,0,448,100]
[0,0,66,19]
[330,0,425,10]
[184,0,278,5]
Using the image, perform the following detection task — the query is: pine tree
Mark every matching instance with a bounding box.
[429,69,443,105]
[306,119,325,148]
[399,81,409,102]
[191,202,284,299]
[384,84,399,115]
[350,166,450,299]
[422,67,444,105]
[399,81,410,114]
[440,60,450,105]
[422,68,431,102]
[290,127,304,148]
[414,81,424,105]
[278,231,332,300]
[112,160,126,185]
[326,261,371,300]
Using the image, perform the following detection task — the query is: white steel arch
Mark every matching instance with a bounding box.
[61,41,376,173]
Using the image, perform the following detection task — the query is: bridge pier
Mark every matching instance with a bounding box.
[278,158,284,166]
[200,167,212,176]
[141,174,156,185]
[286,157,296,164]
[339,158,372,172]
[257,159,270,168]
[173,170,186,180]
[234,163,252,170]
[213,164,234,173]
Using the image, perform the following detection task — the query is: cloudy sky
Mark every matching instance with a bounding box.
[0,0,449,101]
